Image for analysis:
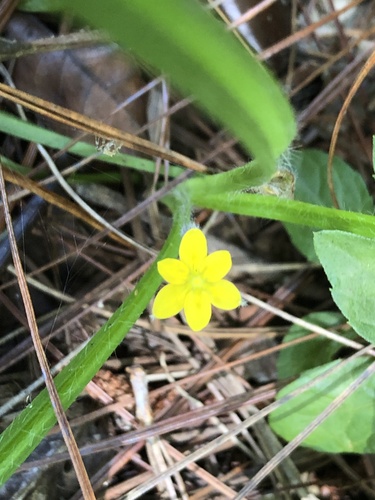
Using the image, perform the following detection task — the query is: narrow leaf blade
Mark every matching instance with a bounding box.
[63,0,296,175]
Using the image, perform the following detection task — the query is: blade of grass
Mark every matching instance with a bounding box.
[62,0,296,179]
[0,111,184,177]
[0,86,207,174]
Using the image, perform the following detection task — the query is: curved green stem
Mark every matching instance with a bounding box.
[0,192,191,485]
[186,160,269,195]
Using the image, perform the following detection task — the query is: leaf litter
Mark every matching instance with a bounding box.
[0,1,375,498]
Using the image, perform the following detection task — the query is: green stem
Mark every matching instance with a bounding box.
[0,193,191,485]
[190,191,375,238]
[186,160,270,195]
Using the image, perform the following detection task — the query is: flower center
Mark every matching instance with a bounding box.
[189,273,206,290]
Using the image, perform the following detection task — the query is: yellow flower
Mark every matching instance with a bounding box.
[152,228,241,331]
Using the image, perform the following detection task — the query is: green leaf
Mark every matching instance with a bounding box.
[284,149,373,261]
[62,0,296,179]
[314,230,375,343]
[277,312,356,379]
[270,358,375,453]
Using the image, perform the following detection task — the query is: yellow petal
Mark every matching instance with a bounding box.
[179,228,207,271]
[202,250,232,282]
[184,290,212,331]
[209,280,241,310]
[157,258,189,284]
[152,284,186,319]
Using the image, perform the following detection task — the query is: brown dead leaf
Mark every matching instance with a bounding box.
[5,13,146,137]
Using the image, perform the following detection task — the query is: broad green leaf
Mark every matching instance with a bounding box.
[277,312,356,379]
[270,358,375,453]
[62,0,296,179]
[314,230,375,343]
[284,149,373,261]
